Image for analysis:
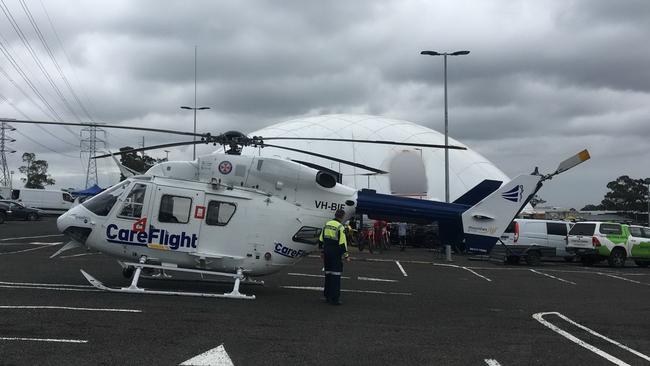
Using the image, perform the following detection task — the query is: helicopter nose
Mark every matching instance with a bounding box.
[57,206,93,244]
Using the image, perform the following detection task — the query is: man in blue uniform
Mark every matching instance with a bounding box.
[319,209,349,305]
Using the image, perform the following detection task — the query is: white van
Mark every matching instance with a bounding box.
[499,219,574,264]
[8,188,74,214]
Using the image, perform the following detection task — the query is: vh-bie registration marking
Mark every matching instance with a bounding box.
[314,200,345,211]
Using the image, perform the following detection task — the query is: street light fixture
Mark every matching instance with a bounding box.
[420,49,470,203]
[180,106,211,160]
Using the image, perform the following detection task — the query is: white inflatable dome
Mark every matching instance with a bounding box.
[230,114,509,201]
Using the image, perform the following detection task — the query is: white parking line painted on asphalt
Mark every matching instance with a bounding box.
[533,312,650,365]
[180,344,234,366]
[484,359,501,366]
[530,269,576,285]
[0,245,57,255]
[0,242,61,246]
[281,286,412,296]
[357,276,397,282]
[0,284,102,293]
[0,337,87,344]
[395,261,408,277]
[0,234,64,242]
[597,273,647,285]
[0,280,93,288]
[288,273,350,279]
[59,252,101,259]
[0,306,141,313]
[0,281,100,293]
[434,263,492,282]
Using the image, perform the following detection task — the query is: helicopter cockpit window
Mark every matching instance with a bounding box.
[159,195,191,224]
[292,226,322,245]
[205,201,236,226]
[82,181,129,217]
[117,183,147,219]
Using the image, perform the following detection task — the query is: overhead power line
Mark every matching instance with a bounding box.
[0,91,79,147]
[12,127,78,159]
[0,0,82,138]
[19,0,94,123]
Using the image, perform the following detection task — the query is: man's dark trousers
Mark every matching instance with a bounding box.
[323,243,343,302]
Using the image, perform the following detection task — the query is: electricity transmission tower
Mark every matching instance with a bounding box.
[80,125,106,188]
[0,122,16,188]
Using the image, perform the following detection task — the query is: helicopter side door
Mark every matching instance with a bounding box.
[197,194,242,256]
[149,185,203,254]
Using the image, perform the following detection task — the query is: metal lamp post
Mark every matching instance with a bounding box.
[420,50,470,203]
[421,49,470,261]
[181,45,210,161]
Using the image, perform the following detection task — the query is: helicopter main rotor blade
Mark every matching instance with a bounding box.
[0,118,201,138]
[261,143,388,174]
[259,136,467,150]
[93,140,204,159]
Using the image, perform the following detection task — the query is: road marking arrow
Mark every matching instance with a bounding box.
[180,344,234,366]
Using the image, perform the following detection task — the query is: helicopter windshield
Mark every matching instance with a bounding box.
[82,181,130,216]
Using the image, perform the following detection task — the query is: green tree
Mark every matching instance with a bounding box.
[118,146,162,180]
[581,204,602,211]
[18,152,55,189]
[600,175,650,211]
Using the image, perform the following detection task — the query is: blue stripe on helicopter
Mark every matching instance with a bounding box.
[501,185,523,202]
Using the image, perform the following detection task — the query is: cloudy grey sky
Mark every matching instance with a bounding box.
[0,0,648,209]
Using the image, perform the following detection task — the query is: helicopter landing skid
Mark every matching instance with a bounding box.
[80,266,256,300]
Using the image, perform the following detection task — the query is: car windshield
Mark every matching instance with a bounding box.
[569,223,596,236]
[629,226,643,237]
[82,181,130,216]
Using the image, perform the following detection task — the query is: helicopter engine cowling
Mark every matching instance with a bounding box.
[145,161,199,180]
[199,153,357,217]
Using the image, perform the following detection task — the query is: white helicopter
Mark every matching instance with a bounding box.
[2,117,590,300]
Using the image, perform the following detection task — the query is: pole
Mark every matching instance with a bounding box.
[443,54,449,204]
[443,54,453,262]
[193,45,197,161]
[647,183,649,226]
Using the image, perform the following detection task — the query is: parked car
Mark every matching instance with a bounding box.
[566,221,633,267]
[499,219,574,264]
[0,200,42,223]
[627,225,650,267]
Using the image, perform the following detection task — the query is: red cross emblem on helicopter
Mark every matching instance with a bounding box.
[218,160,232,174]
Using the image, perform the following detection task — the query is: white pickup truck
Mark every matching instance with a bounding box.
[567,222,650,267]
[627,225,650,267]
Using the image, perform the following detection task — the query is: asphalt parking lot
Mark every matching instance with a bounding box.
[0,217,648,365]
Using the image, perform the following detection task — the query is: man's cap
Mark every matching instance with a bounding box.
[335,209,346,218]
